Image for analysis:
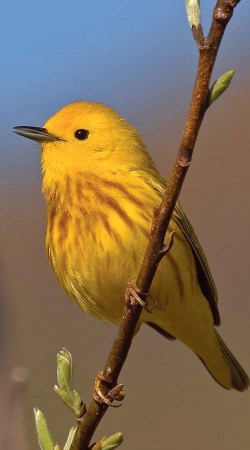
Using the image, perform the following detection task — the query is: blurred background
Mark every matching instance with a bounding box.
[1,1,250,449]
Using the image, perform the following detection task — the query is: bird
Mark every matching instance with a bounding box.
[14,101,249,392]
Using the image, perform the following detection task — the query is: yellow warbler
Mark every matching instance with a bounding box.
[14,101,249,391]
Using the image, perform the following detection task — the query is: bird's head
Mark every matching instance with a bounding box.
[15,101,153,172]
[14,101,156,202]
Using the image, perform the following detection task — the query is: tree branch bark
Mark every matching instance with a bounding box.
[71,1,241,448]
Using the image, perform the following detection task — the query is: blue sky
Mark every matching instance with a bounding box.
[1,1,250,184]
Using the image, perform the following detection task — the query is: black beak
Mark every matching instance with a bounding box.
[13,126,62,142]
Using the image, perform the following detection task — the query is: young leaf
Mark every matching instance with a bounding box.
[208,70,235,107]
[34,408,54,450]
[185,0,201,28]
[63,427,77,450]
[101,433,123,450]
[54,348,82,416]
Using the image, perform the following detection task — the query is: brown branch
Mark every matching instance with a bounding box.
[71,1,241,449]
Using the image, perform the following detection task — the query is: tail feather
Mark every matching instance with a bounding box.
[147,321,249,391]
[214,330,249,392]
[197,330,249,392]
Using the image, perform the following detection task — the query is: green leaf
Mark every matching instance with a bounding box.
[54,348,82,416]
[101,433,123,450]
[63,427,77,450]
[34,408,54,450]
[208,70,235,107]
[54,386,81,416]
[56,348,73,391]
[185,0,201,28]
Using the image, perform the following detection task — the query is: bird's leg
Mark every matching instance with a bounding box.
[125,281,147,307]
[125,281,152,312]
[124,233,174,314]
[92,371,125,408]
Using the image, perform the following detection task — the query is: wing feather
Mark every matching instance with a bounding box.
[173,201,220,325]
[134,169,220,325]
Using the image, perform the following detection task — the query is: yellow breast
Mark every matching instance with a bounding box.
[46,171,196,323]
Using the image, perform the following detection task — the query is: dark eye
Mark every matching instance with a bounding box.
[74,129,89,140]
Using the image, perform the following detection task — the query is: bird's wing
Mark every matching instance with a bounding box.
[134,169,220,325]
[173,201,220,325]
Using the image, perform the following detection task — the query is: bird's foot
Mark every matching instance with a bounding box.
[125,281,152,312]
[92,371,125,408]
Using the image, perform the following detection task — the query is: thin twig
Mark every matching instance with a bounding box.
[71,1,241,449]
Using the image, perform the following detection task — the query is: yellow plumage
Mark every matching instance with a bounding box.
[14,101,249,391]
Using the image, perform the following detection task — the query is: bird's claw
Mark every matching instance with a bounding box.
[125,281,148,309]
[92,371,125,408]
